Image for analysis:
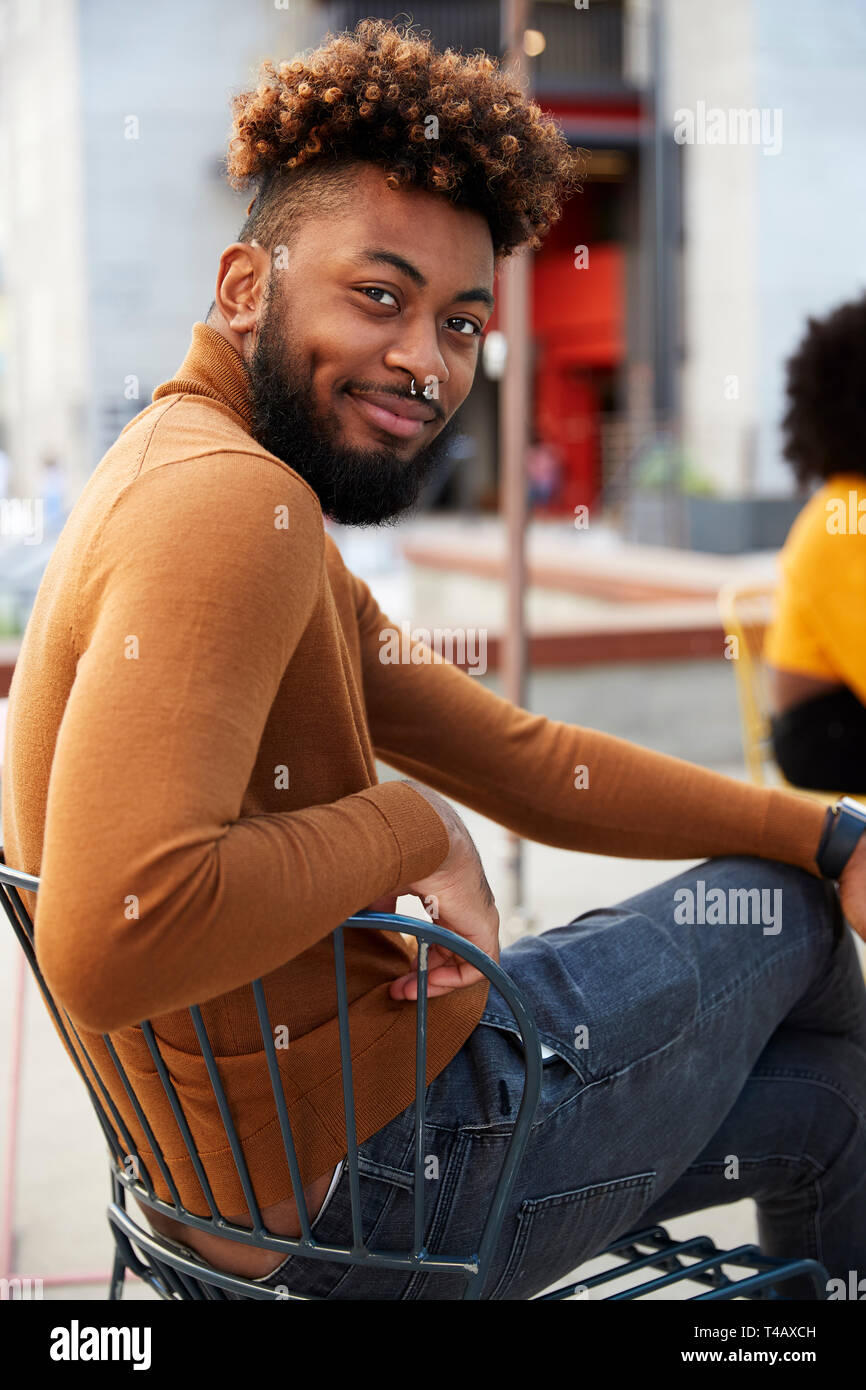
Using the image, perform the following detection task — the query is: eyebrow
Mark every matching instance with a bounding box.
[351,247,495,311]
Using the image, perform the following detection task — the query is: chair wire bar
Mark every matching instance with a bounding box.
[0,868,139,1177]
[332,924,363,1251]
[189,1006,264,1235]
[252,978,313,1241]
[139,1021,222,1221]
[100,1036,184,1209]
[413,940,429,1257]
[61,1011,160,1201]
[537,1226,828,1301]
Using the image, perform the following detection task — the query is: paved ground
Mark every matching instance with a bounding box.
[0,550,857,1301]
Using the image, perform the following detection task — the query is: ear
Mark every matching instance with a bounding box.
[213,241,272,338]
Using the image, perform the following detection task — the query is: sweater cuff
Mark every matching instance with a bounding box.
[354,780,451,884]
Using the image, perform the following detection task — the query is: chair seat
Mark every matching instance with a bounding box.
[107,1200,830,1301]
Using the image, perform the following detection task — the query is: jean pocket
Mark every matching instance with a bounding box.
[487,1170,656,1300]
[253,1153,420,1300]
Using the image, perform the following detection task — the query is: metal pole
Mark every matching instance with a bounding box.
[653,0,684,541]
[652,0,669,421]
[649,0,683,543]
[499,0,531,929]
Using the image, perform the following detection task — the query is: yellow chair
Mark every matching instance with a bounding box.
[718,580,866,980]
[716,581,839,804]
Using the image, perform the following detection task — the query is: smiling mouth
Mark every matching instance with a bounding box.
[344,390,437,440]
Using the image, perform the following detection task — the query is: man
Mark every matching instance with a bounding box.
[3,18,865,1299]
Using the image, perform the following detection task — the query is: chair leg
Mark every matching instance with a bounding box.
[108,1246,127,1300]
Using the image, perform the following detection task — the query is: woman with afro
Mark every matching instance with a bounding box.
[765,292,866,791]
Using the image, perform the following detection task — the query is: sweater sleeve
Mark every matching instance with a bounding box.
[34,458,449,1033]
[348,568,828,877]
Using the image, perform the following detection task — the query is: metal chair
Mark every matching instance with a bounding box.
[0,851,830,1300]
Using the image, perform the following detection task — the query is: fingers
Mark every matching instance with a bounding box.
[388,979,455,1000]
[388,960,485,1001]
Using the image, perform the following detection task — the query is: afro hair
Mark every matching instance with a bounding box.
[781,291,866,487]
[224,15,587,264]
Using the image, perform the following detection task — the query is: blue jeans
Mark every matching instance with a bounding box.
[230,856,866,1299]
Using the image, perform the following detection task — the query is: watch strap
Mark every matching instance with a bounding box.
[816,797,866,880]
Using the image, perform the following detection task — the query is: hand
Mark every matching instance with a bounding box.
[366,781,500,1002]
[363,892,399,916]
[837,836,866,943]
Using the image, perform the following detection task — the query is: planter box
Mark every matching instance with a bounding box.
[685,496,803,553]
[624,492,687,548]
[626,494,802,554]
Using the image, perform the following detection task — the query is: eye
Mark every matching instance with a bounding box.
[357,286,399,308]
[446,316,482,337]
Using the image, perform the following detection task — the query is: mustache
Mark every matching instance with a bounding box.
[343,381,444,419]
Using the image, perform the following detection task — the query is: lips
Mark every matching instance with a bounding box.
[348,389,436,422]
[345,388,437,440]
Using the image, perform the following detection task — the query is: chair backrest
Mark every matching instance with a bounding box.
[0,849,542,1299]
[717,580,848,805]
[716,580,778,786]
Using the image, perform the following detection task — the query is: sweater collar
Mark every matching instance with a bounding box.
[152,322,254,432]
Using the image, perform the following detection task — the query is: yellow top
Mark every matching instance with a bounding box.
[764,473,866,703]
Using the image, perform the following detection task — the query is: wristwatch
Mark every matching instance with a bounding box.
[815,796,866,881]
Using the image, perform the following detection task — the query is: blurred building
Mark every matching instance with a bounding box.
[0,0,313,504]
[666,0,866,497]
[0,0,864,525]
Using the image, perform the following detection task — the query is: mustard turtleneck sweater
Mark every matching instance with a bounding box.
[2,322,828,1214]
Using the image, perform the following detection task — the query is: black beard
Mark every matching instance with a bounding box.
[245,297,459,527]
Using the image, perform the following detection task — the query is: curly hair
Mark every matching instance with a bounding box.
[223,15,587,264]
[781,290,866,487]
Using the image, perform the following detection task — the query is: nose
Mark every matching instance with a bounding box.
[383,324,449,402]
